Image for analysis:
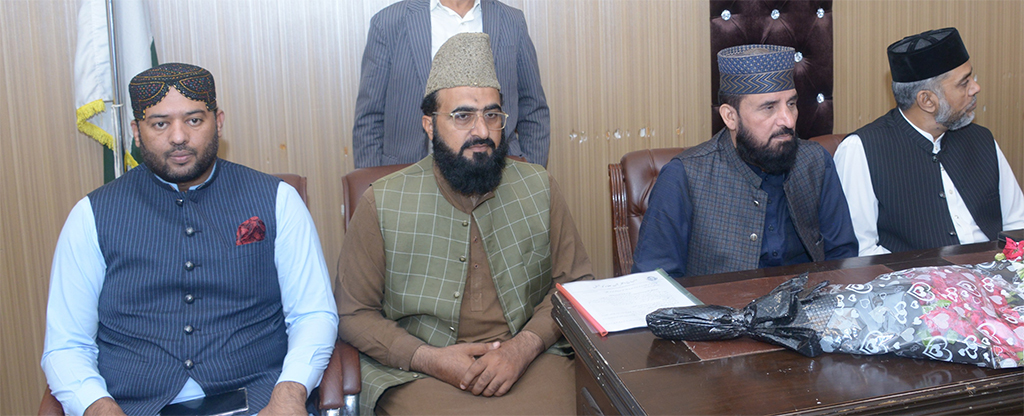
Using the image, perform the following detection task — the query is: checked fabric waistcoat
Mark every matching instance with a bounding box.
[679,129,828,276]
[359,156,553,414]
[89,160,286,414]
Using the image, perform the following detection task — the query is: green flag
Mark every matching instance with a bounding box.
[74,0,157,183]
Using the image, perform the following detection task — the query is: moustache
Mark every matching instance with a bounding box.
[770,127,798,141]
[164,144,197,157]
[460,137,496,152]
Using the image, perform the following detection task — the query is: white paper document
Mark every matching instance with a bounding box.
[558,269,700,334]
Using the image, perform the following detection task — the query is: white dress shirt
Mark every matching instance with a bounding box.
[41,169,338,415]
[430,0,483,59]
[834,109,1024,255]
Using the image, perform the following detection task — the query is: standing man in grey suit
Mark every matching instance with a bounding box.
[353,0,551,168]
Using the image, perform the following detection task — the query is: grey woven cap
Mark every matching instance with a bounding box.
[424,32,501,97]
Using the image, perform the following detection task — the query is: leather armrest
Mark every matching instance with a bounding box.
[319,339,362,409]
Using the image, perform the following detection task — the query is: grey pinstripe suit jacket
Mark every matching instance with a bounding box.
[352,0,551,168]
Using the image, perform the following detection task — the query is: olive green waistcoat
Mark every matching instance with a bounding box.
[359,156,552,414]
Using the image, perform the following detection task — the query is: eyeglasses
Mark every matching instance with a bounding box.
[434,110,509,131]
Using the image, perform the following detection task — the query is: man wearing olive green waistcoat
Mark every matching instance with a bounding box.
[335,33,594,415]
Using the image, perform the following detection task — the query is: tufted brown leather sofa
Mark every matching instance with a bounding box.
[710,0,834,140]
[608,148,686,276]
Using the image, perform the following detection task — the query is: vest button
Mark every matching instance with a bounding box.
[453,291,461,298]
[449,326,456,332]
[185,261,195,271]
[462,220,469,227]
[184,359,194,369]
[939,192,946,199]
[749,233,758,242]
[185,226,195,236]
[949,231,957,237]
[459,256,467,262]
[184,294,195,304]
[753,200,760,207]
[932,155,938,163]
[184,325,194,334]
[176,198,184,206]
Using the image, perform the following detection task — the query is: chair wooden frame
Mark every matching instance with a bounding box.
[608,148,685,277]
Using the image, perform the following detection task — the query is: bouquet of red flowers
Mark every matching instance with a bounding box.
[647,241,1024,368]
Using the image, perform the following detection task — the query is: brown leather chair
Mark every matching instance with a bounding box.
[341,164,411,229]
[608,148,686,277]
[809,133,846,156]
[38,174,362,416]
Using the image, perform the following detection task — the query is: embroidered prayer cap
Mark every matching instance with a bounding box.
[424,32,500,98]
[887,27,970,83]
[129,63,217,120]
[717,44,796,96]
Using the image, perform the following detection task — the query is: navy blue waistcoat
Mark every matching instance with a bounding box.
[88,160,286,414]
[853,108,1000,252]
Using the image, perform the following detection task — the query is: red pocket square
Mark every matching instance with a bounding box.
[236,216,266,246]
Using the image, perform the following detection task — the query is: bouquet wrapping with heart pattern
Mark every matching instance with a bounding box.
[648,245,1024,368]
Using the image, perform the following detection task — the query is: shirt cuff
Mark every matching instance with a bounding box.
[388,334,427,372]
[277,343,335,397]
[521,311,562,349]
[64,379,112,416]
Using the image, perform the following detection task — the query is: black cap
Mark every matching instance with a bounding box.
[887,27,970,83]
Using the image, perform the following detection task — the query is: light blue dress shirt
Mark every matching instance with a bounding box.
[41,167,338,415]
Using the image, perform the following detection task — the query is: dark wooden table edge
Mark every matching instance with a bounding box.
[556,240,1022,415]
[553,292,643,414]
[778,371,1024,415]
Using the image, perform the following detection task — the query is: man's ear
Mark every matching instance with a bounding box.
[720,104,739,131]
[422,115,434,141]
[916,89,940,114]
[131,120,141,148]
[215,109,225,134]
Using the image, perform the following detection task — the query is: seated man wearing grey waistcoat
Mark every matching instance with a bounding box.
[633,45,858,278]
[42,63,338,415]
[835,27,1024,255]
[337,33,593,415]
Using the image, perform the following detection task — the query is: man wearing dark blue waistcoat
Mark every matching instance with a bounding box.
[42,63,338,415]
[633,45,857,278]
[835,28,1024,255]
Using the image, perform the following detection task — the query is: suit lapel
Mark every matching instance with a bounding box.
[408,0,432,84]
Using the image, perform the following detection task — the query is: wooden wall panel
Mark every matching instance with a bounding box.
[0,0,101,413]
[2,1,1021,414]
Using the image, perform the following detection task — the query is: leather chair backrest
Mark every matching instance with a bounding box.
[341,164,411,229]
[608,148,685,276]
[273,173,308,205]
[808,133,845,156]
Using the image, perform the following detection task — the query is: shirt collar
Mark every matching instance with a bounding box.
[899,107,944,151]
[431,0,482,16]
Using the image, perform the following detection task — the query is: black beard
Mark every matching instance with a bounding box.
[139,130,219,186]
[734,121,799,175]
[431,127,507,195]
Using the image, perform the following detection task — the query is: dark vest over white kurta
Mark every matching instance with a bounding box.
[852,108,1001,252]
[88,160,286,414]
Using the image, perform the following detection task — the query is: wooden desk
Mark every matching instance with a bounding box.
[553,242,1024,415]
